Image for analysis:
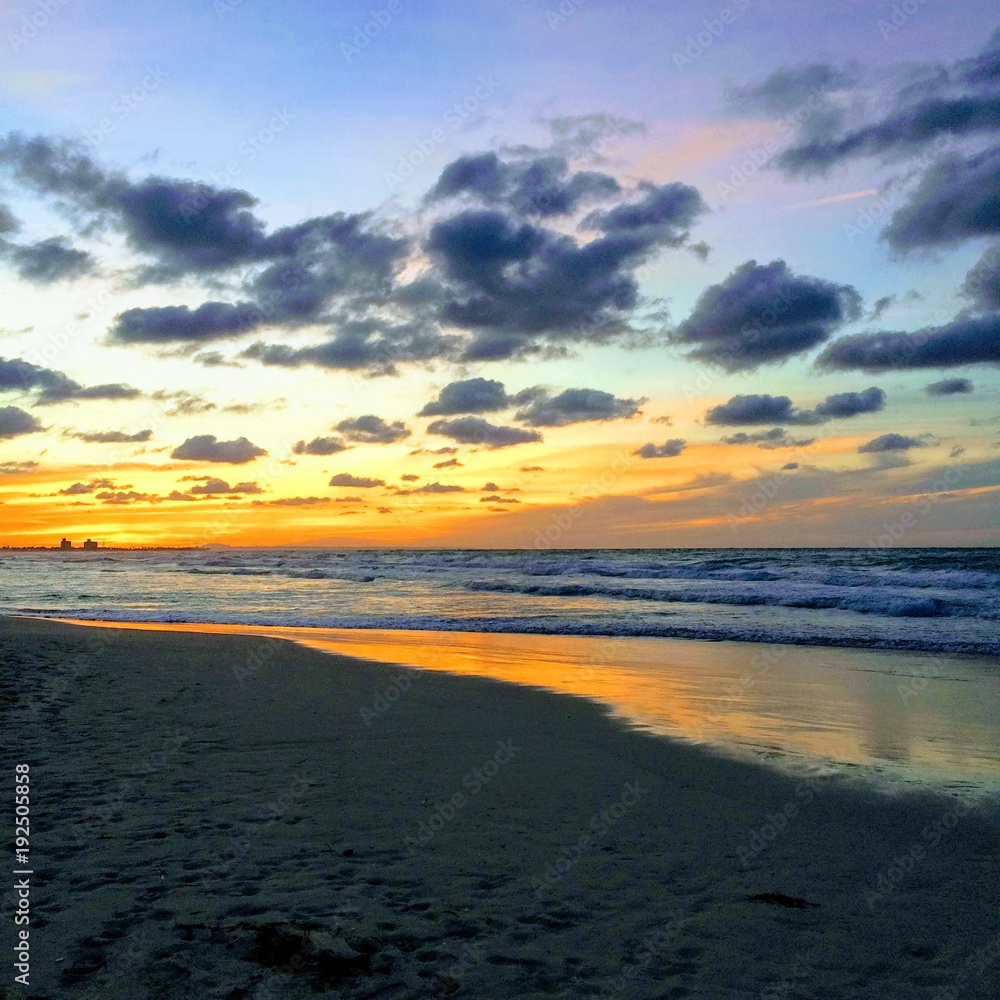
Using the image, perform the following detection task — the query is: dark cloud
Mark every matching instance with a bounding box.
[634,439,686,458]
[480,495,520,503]
[335,414,411,444]
[418,377,510,416]
[583,182,707,243]
[812,386,885,419]
[187,478,263,495]
[401,473,419,481]
[242,320,455,376]
[705,394,818,426]
[292,436,348,456]
[111,302,263,343]
[964,244,1000,310]
[0,205,18,233]
[858,433,928,453]
[721,427,788,446]
[513,387,642,427]
[427,152,621,217]
[329,473,385,488]
[1,237,96,284]
[670,260,862,371]
[170,434,267,464]
[433,458,462,469]
[0,355,139,405]
[520,465,544,472]
[0,405,42,438]
[0,134,410,358]
[771,34,1000,176]
[816,314,1000,371]
[882,146,1000,252]
[925,377,973,396]
[426,415,543,449]
[425,196,705,361]
[70,428,153,444]
[782,462,799,470]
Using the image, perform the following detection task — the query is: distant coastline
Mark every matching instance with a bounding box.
[1,545,203,552]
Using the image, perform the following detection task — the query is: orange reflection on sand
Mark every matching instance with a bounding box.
[55,619,1000,790]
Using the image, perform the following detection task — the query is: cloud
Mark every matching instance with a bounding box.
[401,473,419,481]
[520,465,544,472]
[58,479,118,495]
[292,436,348,456]
[426,415,543,449]
[925,377,973,396]
[782,462,799,470]
[0,355,139,405]
[583,182,707,243]
[721,427,789,446]
[1,236,96,284]
[335,414,411,444]
[150,390,216,416]
[816,314,1000,371]
[634,439,686,458]
[771,34,1000,176]
[812,386,885,419]
[0,406,42,438]
[858,433,928,453]
[882,146,1000,252]
[170,434,267,464]
[97,490,170,505]
[728,62,858,118]
[705,394,817,426]
[69,428,152,443]
[414,482,465,493]
[512,387,642,427]
[480,495,520,503]
[425,195,705,361]
[111,302,263,343]
[242,319,454,375]
[187,478,263,495]
[418,377,510,416]
[261,496,332,507]
[427,152,621,217]
[433,457,462,468]
[964,244,1000,310]
[0,460,38,474]
[670,260,862,371]
[329,473,385,488]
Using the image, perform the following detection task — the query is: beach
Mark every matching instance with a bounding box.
[2,616,999,999]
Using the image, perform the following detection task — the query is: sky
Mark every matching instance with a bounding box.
[0,0,998,547]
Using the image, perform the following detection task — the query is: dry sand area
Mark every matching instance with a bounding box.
[1,616,999,999]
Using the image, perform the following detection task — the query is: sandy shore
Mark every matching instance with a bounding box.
[1,617,999,999]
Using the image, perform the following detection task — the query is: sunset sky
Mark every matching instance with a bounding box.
[1,0,998,547]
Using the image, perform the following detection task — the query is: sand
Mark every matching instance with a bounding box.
[1,616,999,999]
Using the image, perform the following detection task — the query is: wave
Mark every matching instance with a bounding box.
[10,607,1000,656]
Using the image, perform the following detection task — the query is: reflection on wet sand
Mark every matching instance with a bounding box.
[59,619,1000,791]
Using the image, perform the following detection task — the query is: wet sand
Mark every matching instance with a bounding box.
[1,616,999,999]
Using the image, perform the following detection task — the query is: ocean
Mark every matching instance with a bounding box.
[1,546,998,655]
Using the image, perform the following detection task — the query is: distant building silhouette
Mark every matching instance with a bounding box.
[60,538,72,550]
[82,539,98,551]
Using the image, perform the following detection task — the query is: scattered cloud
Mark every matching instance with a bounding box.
[170,434,267,464]
[634,439,686,458]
